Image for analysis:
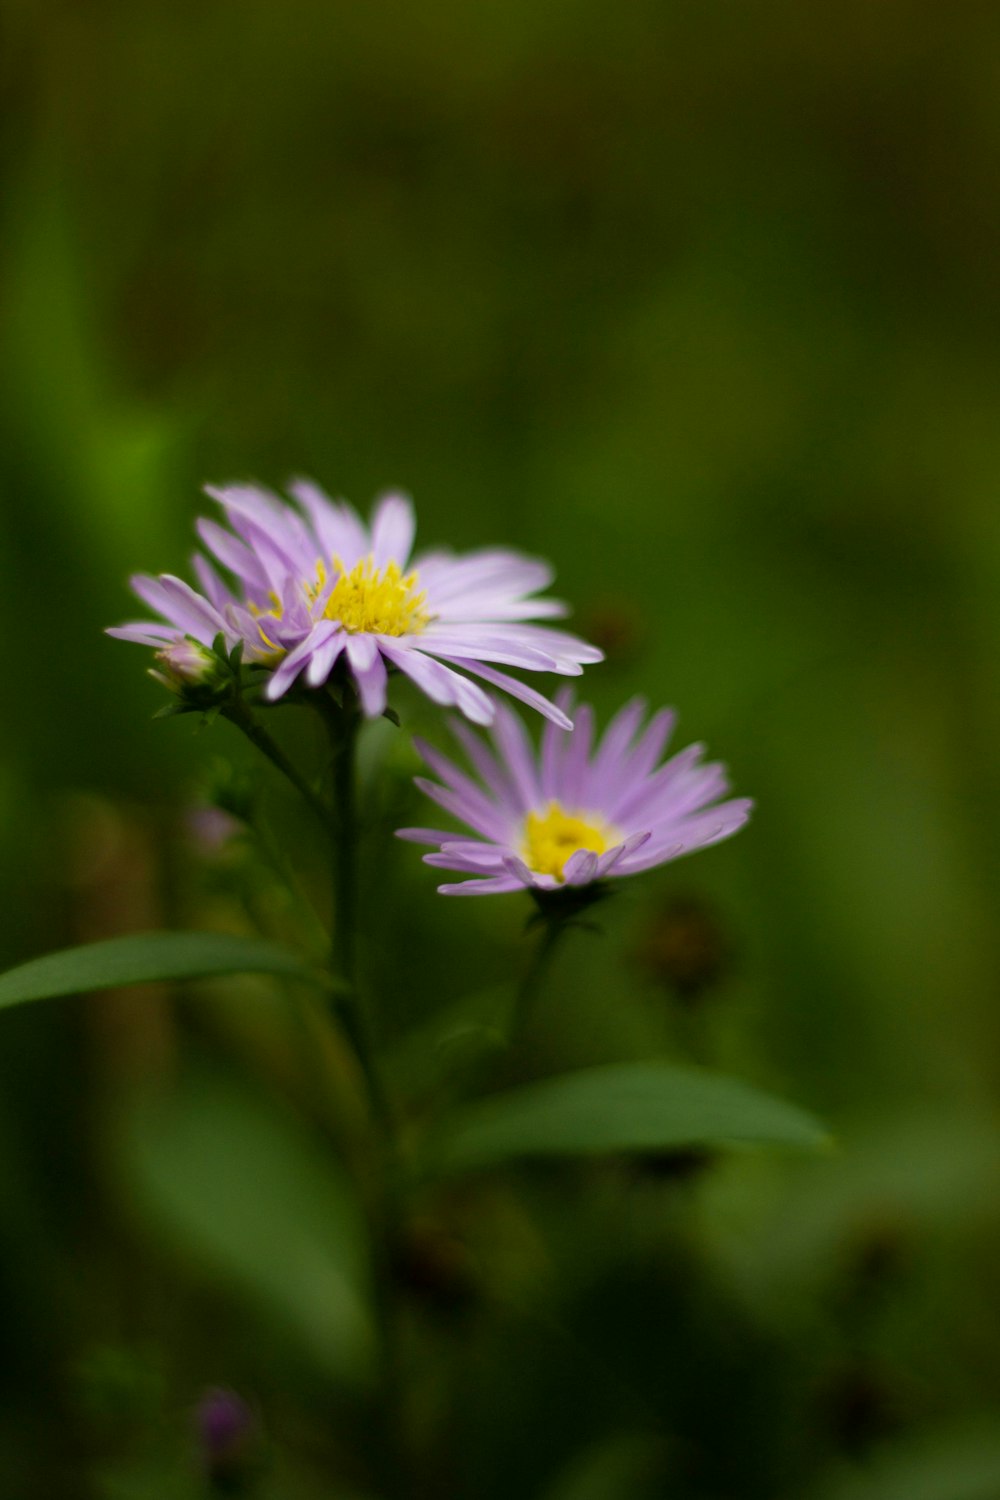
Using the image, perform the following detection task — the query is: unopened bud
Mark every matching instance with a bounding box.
[151,638,224,693]
[195,1387,260,1488]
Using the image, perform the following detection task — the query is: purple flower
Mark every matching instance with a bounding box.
[397,693,753,894]
[108,482,602,727]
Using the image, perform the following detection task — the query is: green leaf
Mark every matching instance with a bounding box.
[422,1062,829,1176]
[117,1067,374,1386]
[0,932,323,1010]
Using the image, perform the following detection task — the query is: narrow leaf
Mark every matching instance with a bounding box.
[0,931,322,1010]
[423,1062,828,1176]
[810,1424,1000,1500]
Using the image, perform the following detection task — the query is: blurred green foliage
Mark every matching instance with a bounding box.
[1,0,999,1494]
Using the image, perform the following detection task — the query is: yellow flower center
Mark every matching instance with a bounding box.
[522,801,616,882]
[249,592,285,658]
[316,556,430,637]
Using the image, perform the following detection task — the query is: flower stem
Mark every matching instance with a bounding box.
[221,698,335,835]
[313,690,392,1126]
[509,907,574,1046]
[312,691,407,1493]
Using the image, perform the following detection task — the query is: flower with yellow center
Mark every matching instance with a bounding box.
[400,695,753,895]
[522,802,616,882]
[316,556,431,637]
[110,482,603,722]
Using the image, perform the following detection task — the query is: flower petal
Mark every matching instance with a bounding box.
[304,622,345,688]
[381,644,495,726]
[436,876,526,895]
[563,849,599,886]
[370,492,416,569]
[345,634,388,716]
[442,659,573,729]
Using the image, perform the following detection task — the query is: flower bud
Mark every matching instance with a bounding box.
[150,638,225,695]
[195,1387,260,1488]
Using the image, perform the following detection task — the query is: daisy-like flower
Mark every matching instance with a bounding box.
[108,482,603,728]
[397,694,752,895]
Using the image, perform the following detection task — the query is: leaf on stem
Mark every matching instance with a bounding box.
[0,931,324,1010]
[421,1062,829,1176]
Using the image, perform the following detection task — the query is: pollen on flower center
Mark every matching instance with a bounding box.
[316,555,430,636]
[522,801,616,882]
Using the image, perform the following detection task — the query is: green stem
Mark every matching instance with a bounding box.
[313,690,406,1494]
[227,689,405,1486]
[221,698,335,834]
[509,909,574,1046]
[329,697,360,989]
[313,691,392,1125]
[245,810,329,964]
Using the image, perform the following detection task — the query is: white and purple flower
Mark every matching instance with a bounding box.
[398,694,753,895]
[109,482,602,727]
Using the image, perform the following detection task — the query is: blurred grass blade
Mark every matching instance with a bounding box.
[810,1424,1000,1500]
[0,932,323,1008]
[422,1062,828,1176]
[118,1067,374,1386]
[542,1435,665,1500]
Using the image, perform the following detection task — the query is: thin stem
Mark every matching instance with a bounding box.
[509,910,574,1046]
[221,698,335,834]
[313,691,392,1126]
[329,697,360,988]
[312,690,407,1494]
[245,809,329,964]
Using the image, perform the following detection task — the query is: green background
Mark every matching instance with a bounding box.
[2,2,999,1495]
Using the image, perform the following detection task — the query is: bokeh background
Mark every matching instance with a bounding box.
[2,2,1000,1496]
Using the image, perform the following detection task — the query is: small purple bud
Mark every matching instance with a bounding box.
[152,638,222,693]
[195,1387,257,1478]
[185,804,243,859]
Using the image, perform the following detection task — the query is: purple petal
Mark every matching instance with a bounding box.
[416,549,555,604]
[595,830,651,877]
[304,622,345,688]
[369,492,416,569]
[622,799,754,871]
[434,596,569,622]
[137,574,228,643]
[196,518,269,594]
[489,702,541,811]
[106,622,180,644]
[395,826,465,844]
[583,698,648,805]
[444,659,572,729]
[345,634,388,716]
[610,742,706,824]
[501,854,538,886]
[436,839,508,868]
[381,644,495,725]
[419,628,560,671]
[540,687,575,798]
[412,736,509,820]
[510,624,604,669]
[191,553,235,612]
[446,719,519,811]
[558,702,594,808]
[288,479,369,566]
[621,708,678,783]
[563,848,599,886]
[207,482,315,561]
[424,846,508,874]
[413,777,512,843]
[436,875,525,896]
[263,635,319,700]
